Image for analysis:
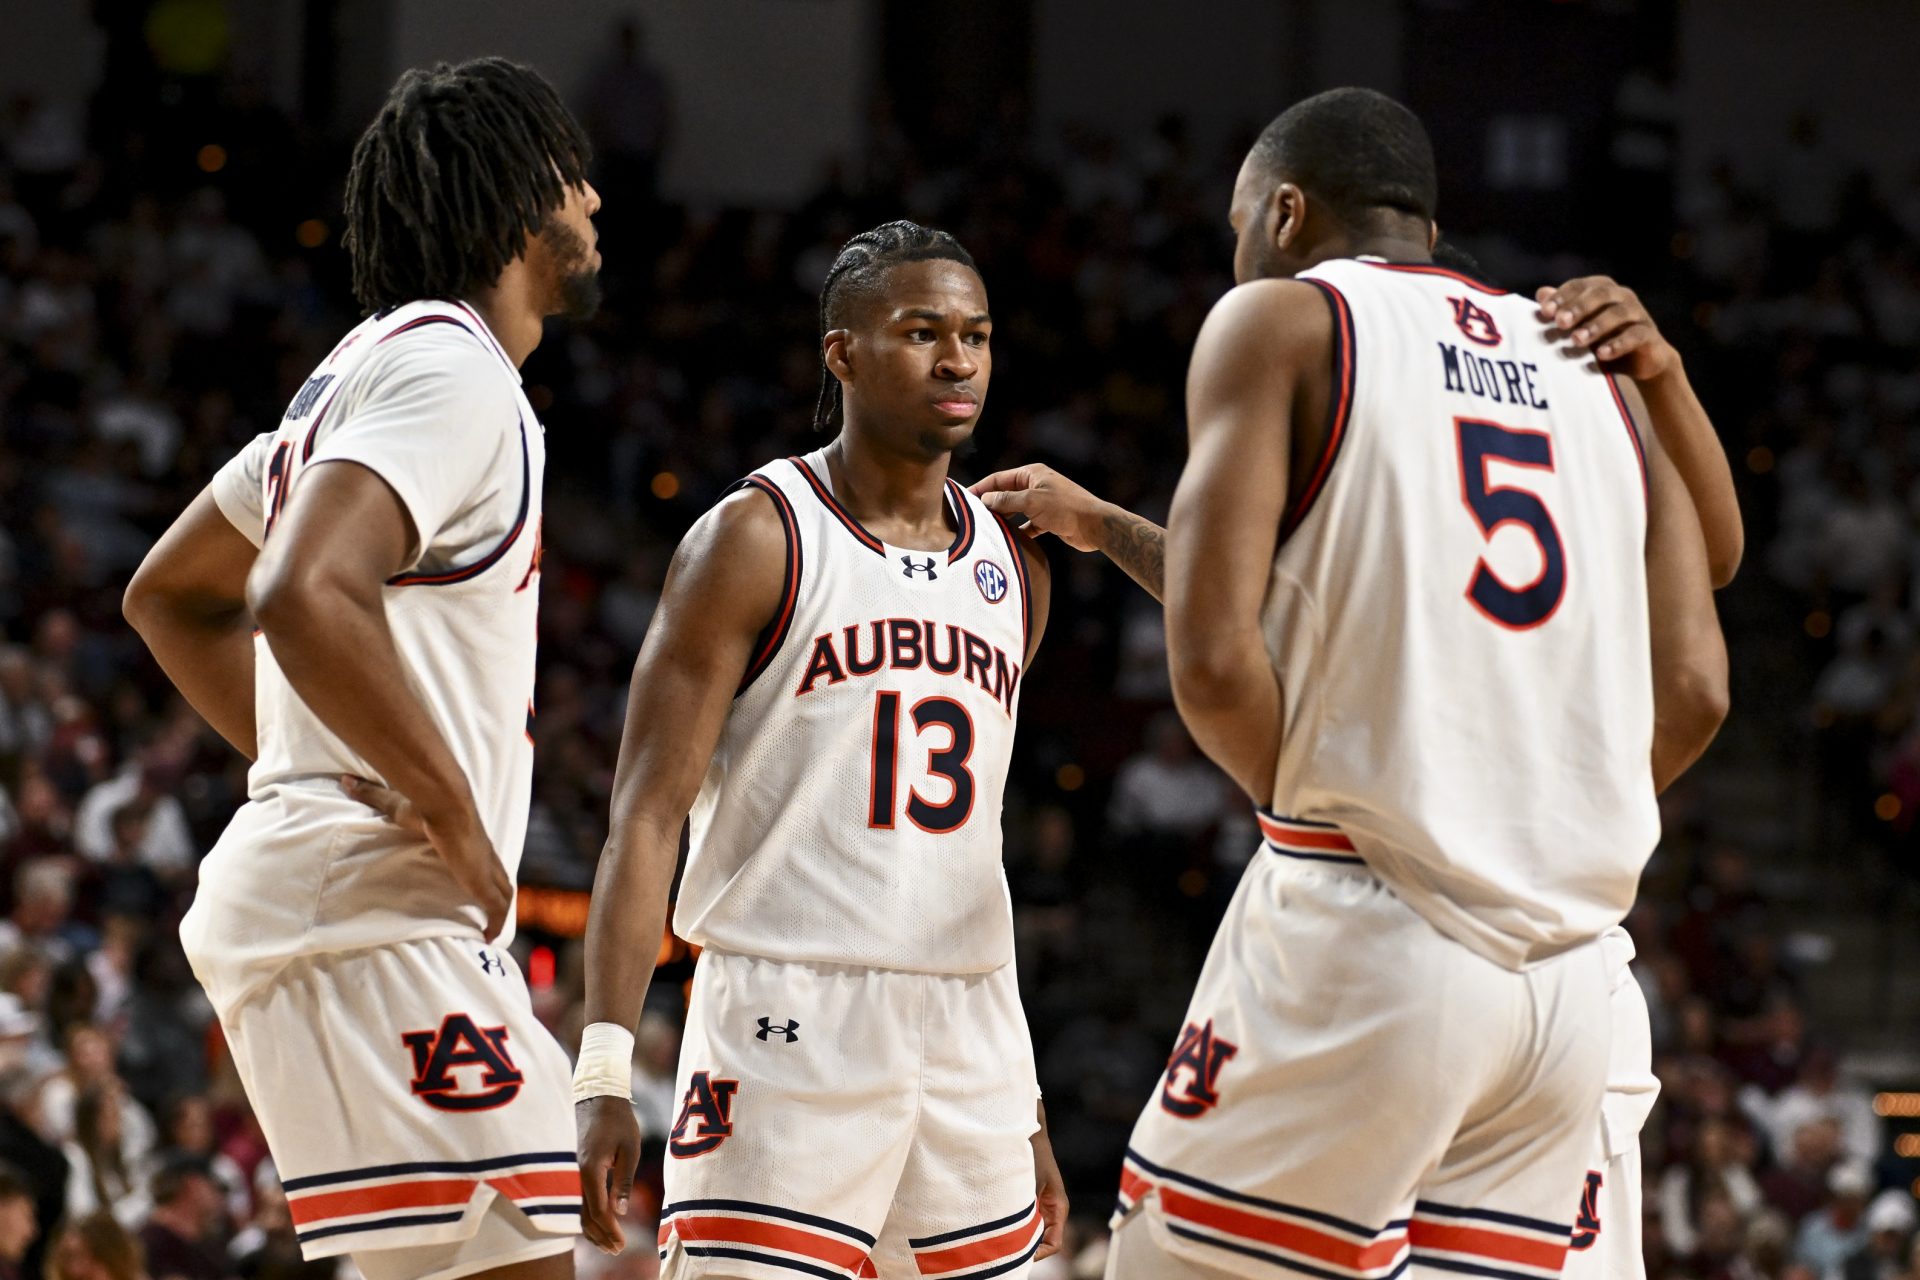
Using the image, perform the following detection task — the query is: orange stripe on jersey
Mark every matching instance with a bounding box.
[668,1215,871,1272]
[485,1169,581,1201]
[1159,1187,1408,1272]
[912,1207,1040,1273]
[1255,815,1356,851]
[1409,1220,1568,1270]
[1119,1168,1150,1204]
[287,1178,474,1225]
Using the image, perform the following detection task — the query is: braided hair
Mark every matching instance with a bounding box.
[812,220,979,432]
[343,58,591,313]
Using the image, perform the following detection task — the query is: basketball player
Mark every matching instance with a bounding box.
[122,59,600,1280]
[1097,88,1728,1280]
[572,221,1163,1280]
[974,261,1743,1280]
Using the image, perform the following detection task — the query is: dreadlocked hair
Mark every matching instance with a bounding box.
[344,57,591,313]
[812,220,979,433]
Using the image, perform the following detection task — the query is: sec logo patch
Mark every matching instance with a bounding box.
[975,560,1009,603]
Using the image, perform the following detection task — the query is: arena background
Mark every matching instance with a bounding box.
[1,1,1918,1277]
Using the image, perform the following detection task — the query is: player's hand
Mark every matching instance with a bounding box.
[1535,277,1678,382]
[1031,1109,1070,1261]
[576,1095,641,1255]
[971,464,1109,553]
[340,775,513,941]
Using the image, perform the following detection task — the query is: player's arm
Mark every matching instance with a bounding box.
[972,465,1165,603]
[1539,277,1743,587]
[574,487,788,1255]
[1164,281,1321,805]
[123,486,261,759]
[247,460,513,936]
[1619,376,1729,791]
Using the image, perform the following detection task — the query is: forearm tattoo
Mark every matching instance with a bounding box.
[1100,509,1167,603]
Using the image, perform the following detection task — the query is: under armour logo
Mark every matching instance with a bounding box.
[901,555,937,580]
[476,949,502,976]
[755,1017,800,1043]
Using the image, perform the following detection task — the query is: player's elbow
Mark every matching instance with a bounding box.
[1168,632,1255,718]
[1656,657,1730,754]
[246,550,347,638]
[1706,535,1744,592]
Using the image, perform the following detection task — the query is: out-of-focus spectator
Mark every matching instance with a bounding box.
[149,1096,246,1229]
[44,1213,143,1280]
[0,1163,39,1280]
[1796,1162,1875,1280]
[583,18,672,207]
[40,1026,156,1156]
[1843,1192,1917,1280]
[73,734,195,880]
[61,1084,144,1226]
[1662,1115,1765,1257]
[138,1156,227,1280]
[1757,1047,1881,1171]
[1105,712,1231,841]
[0,864,81,966]
[630,1010,680,1143]
[1766,1117,1846,1223]
[0,1068,65,1276]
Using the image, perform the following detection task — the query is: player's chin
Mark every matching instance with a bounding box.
[916,420,975,457]
[556,269,603,321]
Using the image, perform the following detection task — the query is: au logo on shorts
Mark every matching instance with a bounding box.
[1570,1170,1604,1249]
[400,1013,524,1111]
[974,560,1008,603]
[669,1070,740,1158]
[1159,1018,1238,1118]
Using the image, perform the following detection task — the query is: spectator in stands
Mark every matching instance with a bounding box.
[1662,1114,1766,1257]
[45,1213,142,1280]
[1766,1117,1846,1222]
[0,862,80,965]
[1844,1192,1917,1280]
[139,1155,228,1280]
[41,1026,155,1156]
[1106,711,1231,842]
[151,1095,248,1229]
[0,1067,64,1274]
[61,1084,143,1225]
[1797,1162,1875,1280]
[1761,1046,1882,1170]
[73,731,194,882]
[0,1163,38,1280]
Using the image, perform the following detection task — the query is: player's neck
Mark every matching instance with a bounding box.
[464,268,544,367]
[823,433,953,534]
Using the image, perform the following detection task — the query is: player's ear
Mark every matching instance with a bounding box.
[1271,183,1305,254]
[823,329,853,384]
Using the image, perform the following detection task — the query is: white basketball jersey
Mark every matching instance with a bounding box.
[185,299,544,979]
[678,450,1032,974]
[1262,258,1657,970]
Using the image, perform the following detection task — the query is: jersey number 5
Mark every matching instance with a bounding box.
[1456,418,1565,630]
[869,692,975,834]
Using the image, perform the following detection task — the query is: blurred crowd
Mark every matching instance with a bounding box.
[0,15,1913,1280]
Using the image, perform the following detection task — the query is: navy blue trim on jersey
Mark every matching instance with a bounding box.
[1125,1149,1406,1239]
[988,509,1032,658]
[945,478,976,563]
[1280,280,1356,544]
[518,1204,582,1216]
[730,476,805,696]
[1361,260,1512,297]
[1408,1255,1545,1280]
[1602,373,1650,502]
[679,1246,844,1279]
[279,1151,576,1193]
[909,1201,1037,1249]
[1265,845,1368,866]
[1412,1200,1567,1237]
[385,412,532,587]
[788,456,886,556]
[786,455,975,562]
[943,1236,1045,1280]
[662,1199,877,1247]
[1167,1223,1413,1280]
[296,1210,467,1244]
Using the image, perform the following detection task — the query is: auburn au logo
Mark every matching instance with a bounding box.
[669,1070,740,1158]
[1569,1170,1604,1249]
[1449,296,1502,347]
[1159,1019,1238,1118]
[400,1014,524,1111]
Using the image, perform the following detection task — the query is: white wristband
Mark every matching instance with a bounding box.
[572,1022,635,1104]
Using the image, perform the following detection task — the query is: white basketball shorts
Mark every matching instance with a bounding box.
[657,949,1045,1280]
[1110,842,1610,1280]
[1563,929,1659,1280]
[188,933,581,1275]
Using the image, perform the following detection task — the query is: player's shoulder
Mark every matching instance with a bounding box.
[354,306,518,397]
[679,476,793,569]
[1194,277,1333,377]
